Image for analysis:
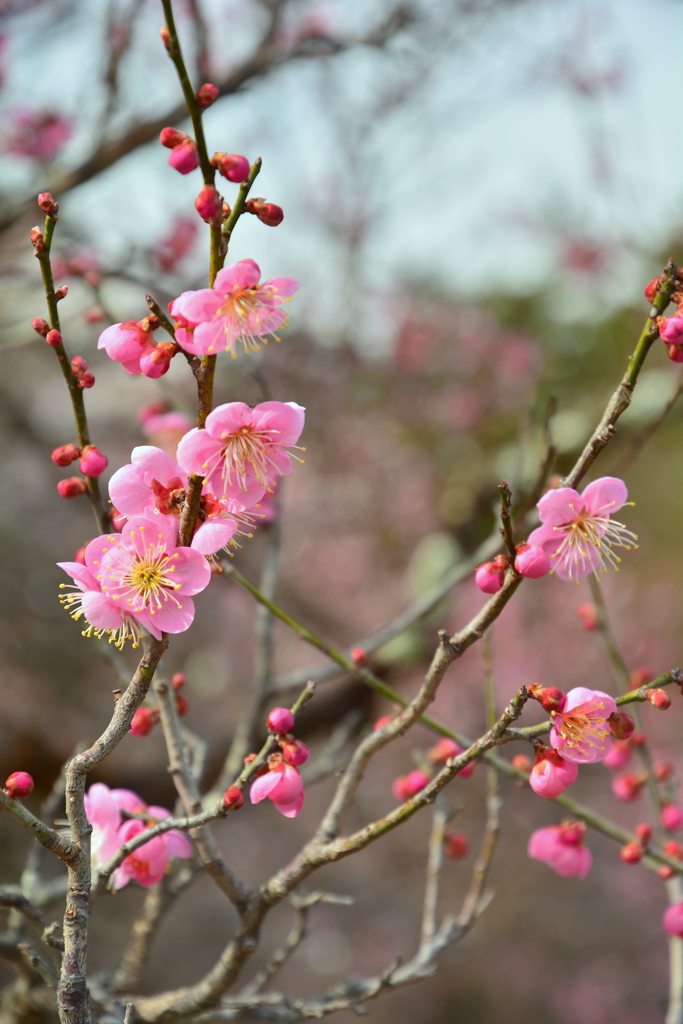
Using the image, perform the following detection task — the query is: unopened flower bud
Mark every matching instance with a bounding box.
[514,543,551,579]
[57,477,88,498]
[512,753,532,772]
[78,372,95,389]
[559,821,586,846]
[79,445,108,477]
[660,866,675,880]
[5,772,34,799]
[211,152,250,183]
[45,329,62,347]
[350,647,368,668]
[159,126,187,149]
[55,285,68,300]
[426,738,460,763]
[443,832,468,859]
[620,842,642,864]
[646,688,671,710]
[577,603,598,630]
[171,672,187,690]
[662,805,683,832]
[612,772,642,802]
[37,192,57,215]
[168,139,200,175]
[282,739,309,767]
[631,731,646,746]
[129,706,159,737]
[392,770,431,802]
[30,226,45,250]
[645,274,665,303]
[666,841,683,860]
[667,344,683,363]
[32,318,50,336]
[246,199,284,226]
[51,443,80,466]
[197,83,219,108]
[373,714,394,730]
[267,707,295,733]
[635,823,653,845]
[222,786,244,810]
[160,25,171,48]
[629,667,654,687]
[608,711,635,740]
[474,556,508,594]
[194,185,222,222]
[175,693,189,717]
[71,355,88,375]
[603,739,632,771]
[655,762,674,783]
[74,544,87,565]
[659,316,683,345]
[536,687,566,714]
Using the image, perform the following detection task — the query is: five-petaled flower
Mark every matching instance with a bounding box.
[549,686,617,764]
[177,401,305,508]
[528,822,592,879]
[170,259,298,357]
[527,476,637,582]
[58,515,210,647]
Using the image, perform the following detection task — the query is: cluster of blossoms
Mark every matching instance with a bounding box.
[475,476,637,593]
[85,783,192,888]
[248,707,310,818]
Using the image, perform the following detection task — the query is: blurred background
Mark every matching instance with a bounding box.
[1,0,682,1021]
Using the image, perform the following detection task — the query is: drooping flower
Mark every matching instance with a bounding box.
[549,687,617,764]
[108,446,247,556]
[176,401,305,508]
[529,750,578,798]
[527,476,637,582]
[527,822,592,879]
[169,260,299,357]
[97,320,178,378]
[250,762,304,818]
[58,515,211,646]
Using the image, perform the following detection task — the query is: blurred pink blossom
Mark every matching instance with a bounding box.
[528,823,592,879]
[151,216,198,274]
[5,108,72,162]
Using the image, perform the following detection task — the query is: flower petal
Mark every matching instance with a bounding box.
[81,591,126,630]
[167,547,211,595]
[108,465,152,517]
[537,487,583,526]
[250,401,306,446]
[214,261,261,294]
[580,477,628,516]
[175,288,223,324]
[191,518,238,555]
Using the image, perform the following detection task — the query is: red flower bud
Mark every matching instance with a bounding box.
[78,372,96,389]
[30,226,45,250]
[350,646,368,668]
[662,805,683,832]
[512,753,532,772]
[160,25,171,48]
[629,667,654,687]
[644,274,665,303]
[608,711,635,740]
[667,344,683,363]
[514,543,551,579]
[171,672,187,690]
[611,772,642,802]
[74,545,87,565]
[197,83,219,108]
[281,739,309,767]
[655,762,674,783]
[5,772,34,799]
[129,706,159,737]
[57,477,88,498]
[426,738,460,763]
[51,443,81,466]
[665,841,683,860]
[247,199,284,226]
[577,603,598,630]
[55,285,68,300]
[45,329,62,347]
[159,127,187,149]
[37,192,57,215]
[537,687,566,713]
[31,318,50,336]
[223,786,244,810]
[71,355,88,375]
[267,707,295,733]
[620,842,642,864]
[212,152,250,183]
[443,831,468,859]
[175,693,189,717]
[80,445,108,477]
[168,139,199,175]
[646,688,671,710]
[635,823,652,845]
[660,865,675,880]
[194,185,222,222]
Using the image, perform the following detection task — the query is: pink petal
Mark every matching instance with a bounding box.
[564,688,616,715]
[274,789,304,818]
[81,591,126,630]
[84,534,119,577]
[174,288,223,324]
[270,765,303,804]
[537,487,583,527]
[108,465,152,517]
[111,790,147,815]
[176,427,223,476]
[250,772,283,804]
[526,524,563,553]
[191,518,238,555]
[264,277,299,299]
[146,805,172,820]
[185,319,226,354]
[57,561,100,592]
[118,819,145,842]
[250,401,306,446]
[131,446,179,486]
[98,323,145,363]
[136,595,195,635]
[580,476,628,516]
[204,402,255,439]
[111,866,131,890]
[166,547,211,595]
[214,261,261,294]
[121,357,142,375]
[164,830,193,859]
[85,783,121,830]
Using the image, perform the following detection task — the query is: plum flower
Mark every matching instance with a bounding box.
[527,476,637,582]
[98,320,177,378]
[58,515,210,646]
[170,259,298,357]
[528,823,592,879]
[84,783,124,872]
[549,687,617,764]
[177,401,305,507]
[250,762,304,818]
[108,446,250,556]
[529,750,578,798]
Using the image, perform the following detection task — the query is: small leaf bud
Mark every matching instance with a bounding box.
[55,285,68,300]
[30,226,45,251]
[350,646,368,668]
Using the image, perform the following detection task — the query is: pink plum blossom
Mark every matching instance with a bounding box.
[602,740,632,771]
[659,317,683,346]
[168,138,199,174]
[529,751,579,798]
[514,544,551,578]
[527,476,637,582]
[176,401,305,507]
[98,320,177,378]
[250,762,304,818]
[6,108,73,162]
[611,772,642,802]
[169,260,298,357]
[474,556,508,594]
[549,687,617,764]
[662,805,683,831]
[527,823,592,879]
[84,783,127,872]
[664,903,683,938]
[58,515,210,647]
[108,446,247,556]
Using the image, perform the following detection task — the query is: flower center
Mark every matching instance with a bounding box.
[553,703,610,754]
[550,502,638,581]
